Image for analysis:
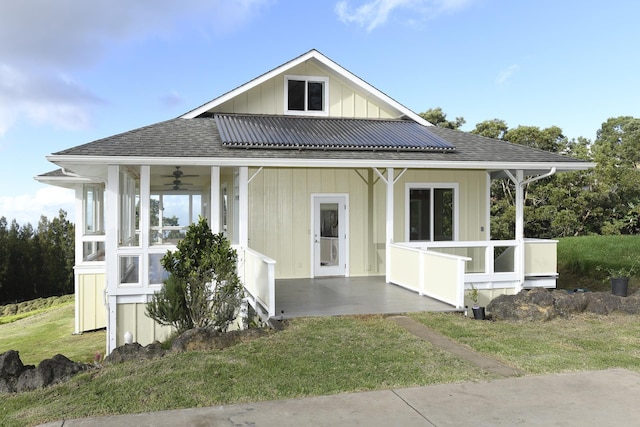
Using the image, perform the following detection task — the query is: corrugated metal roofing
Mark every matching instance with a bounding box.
[214,114,456,152]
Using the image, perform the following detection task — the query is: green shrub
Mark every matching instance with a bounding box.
[146,217,244,333]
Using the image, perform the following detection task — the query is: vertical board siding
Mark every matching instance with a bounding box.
[78,273,106,332]
[249,167,487,279]
[207,63,397,119]
[249,167,384,279]
[116,302,172,348]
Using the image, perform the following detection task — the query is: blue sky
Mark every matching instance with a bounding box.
[1,0,639,226]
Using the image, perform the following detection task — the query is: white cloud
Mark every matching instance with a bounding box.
[335,0,474,31]
[0,187,75,226]
[496,64,520,86]
[0,64,104,136]
[160,91,185,109]
[0,0,271,136]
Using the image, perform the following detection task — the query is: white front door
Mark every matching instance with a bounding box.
[312,195,348,277]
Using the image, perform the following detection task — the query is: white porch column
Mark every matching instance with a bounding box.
[238,166,249,248]
[514,169,525,291]
[386,167,394,283]
[506,168,557,292]
[139,165,150,256]
[73,185,83,334]
[210,166,221,233]
[105,165,119,354]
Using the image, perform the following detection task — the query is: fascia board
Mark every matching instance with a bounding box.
[310,53,432,127]
[33,175,93,184]
[47,154,595,173]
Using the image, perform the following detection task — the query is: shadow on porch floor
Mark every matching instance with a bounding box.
[273,276,457,320]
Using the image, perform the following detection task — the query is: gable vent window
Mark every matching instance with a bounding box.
[285,75,328,116]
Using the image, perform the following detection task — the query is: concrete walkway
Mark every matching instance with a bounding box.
[41,369,640,426]
[389,315,525,377]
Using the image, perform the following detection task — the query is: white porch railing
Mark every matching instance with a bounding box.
[417,240,521,288]
[389,243,469,308]
[235,246,276,319]
[393,239,558,298]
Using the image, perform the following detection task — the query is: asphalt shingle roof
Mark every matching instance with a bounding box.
[52,116,587,165]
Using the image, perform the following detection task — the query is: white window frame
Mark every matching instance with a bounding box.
[284,75,329,116]
[149,192,203,246]
[404,183,459,242]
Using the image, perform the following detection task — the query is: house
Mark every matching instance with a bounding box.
[36,50,593,354]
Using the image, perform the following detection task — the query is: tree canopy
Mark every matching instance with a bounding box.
[0,210,74,305]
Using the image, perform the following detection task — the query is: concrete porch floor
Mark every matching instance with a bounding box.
[274,276,457,319]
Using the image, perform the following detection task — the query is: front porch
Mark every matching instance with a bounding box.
[274,276,456,319]
[239,238,559,322]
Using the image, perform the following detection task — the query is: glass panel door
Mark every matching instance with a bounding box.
[313,195,347,277]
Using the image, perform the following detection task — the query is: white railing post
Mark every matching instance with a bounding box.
[268,262,276,317]
[485,243,493,275]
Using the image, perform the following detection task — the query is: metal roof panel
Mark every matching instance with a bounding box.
[214,114,456,152]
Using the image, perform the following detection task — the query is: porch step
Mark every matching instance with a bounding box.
[388,315,524,378]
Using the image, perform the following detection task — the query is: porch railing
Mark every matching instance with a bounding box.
[389,243,469,308]
[417,240,521,287]
[394,239,558,294]
[235,246,276,318]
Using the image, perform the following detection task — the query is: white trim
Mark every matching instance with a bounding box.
[47,154,596,173]
[283,75,329,117]
[311,193,349,277]
[485,172,491,238]
[210,166,220,233]
[385,168,394,283]
[404,182,459,242]
[238,167,249,248]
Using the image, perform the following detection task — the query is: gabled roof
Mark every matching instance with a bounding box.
[214,114,455,152]
[180,49,432,127]
[43,49,595,180]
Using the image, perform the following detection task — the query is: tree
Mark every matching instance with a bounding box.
[146,217,244,333]
[471,118,508,140]
[419,107,466,129]
[505,125,566,153]
[0,211,74,305]
[591,116,640,234]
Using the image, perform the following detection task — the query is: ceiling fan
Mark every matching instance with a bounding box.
[161,166,198,180]
[164,179,193,191]
[161,166,198,190]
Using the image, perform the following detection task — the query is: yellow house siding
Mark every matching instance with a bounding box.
[248,167,488,279]
[116,302,172,348]
[77,272,106,332]
[248,167,384,279]
[207,65,397,119]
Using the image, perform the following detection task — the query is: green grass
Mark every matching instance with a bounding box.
[4,307,640,426]
[0,301,105,365]
[5,249,640,426]
[410,312,640,374]
[2,314,491,426]
[557,235,640,291]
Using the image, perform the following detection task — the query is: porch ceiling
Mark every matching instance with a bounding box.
[274,276,456,319]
